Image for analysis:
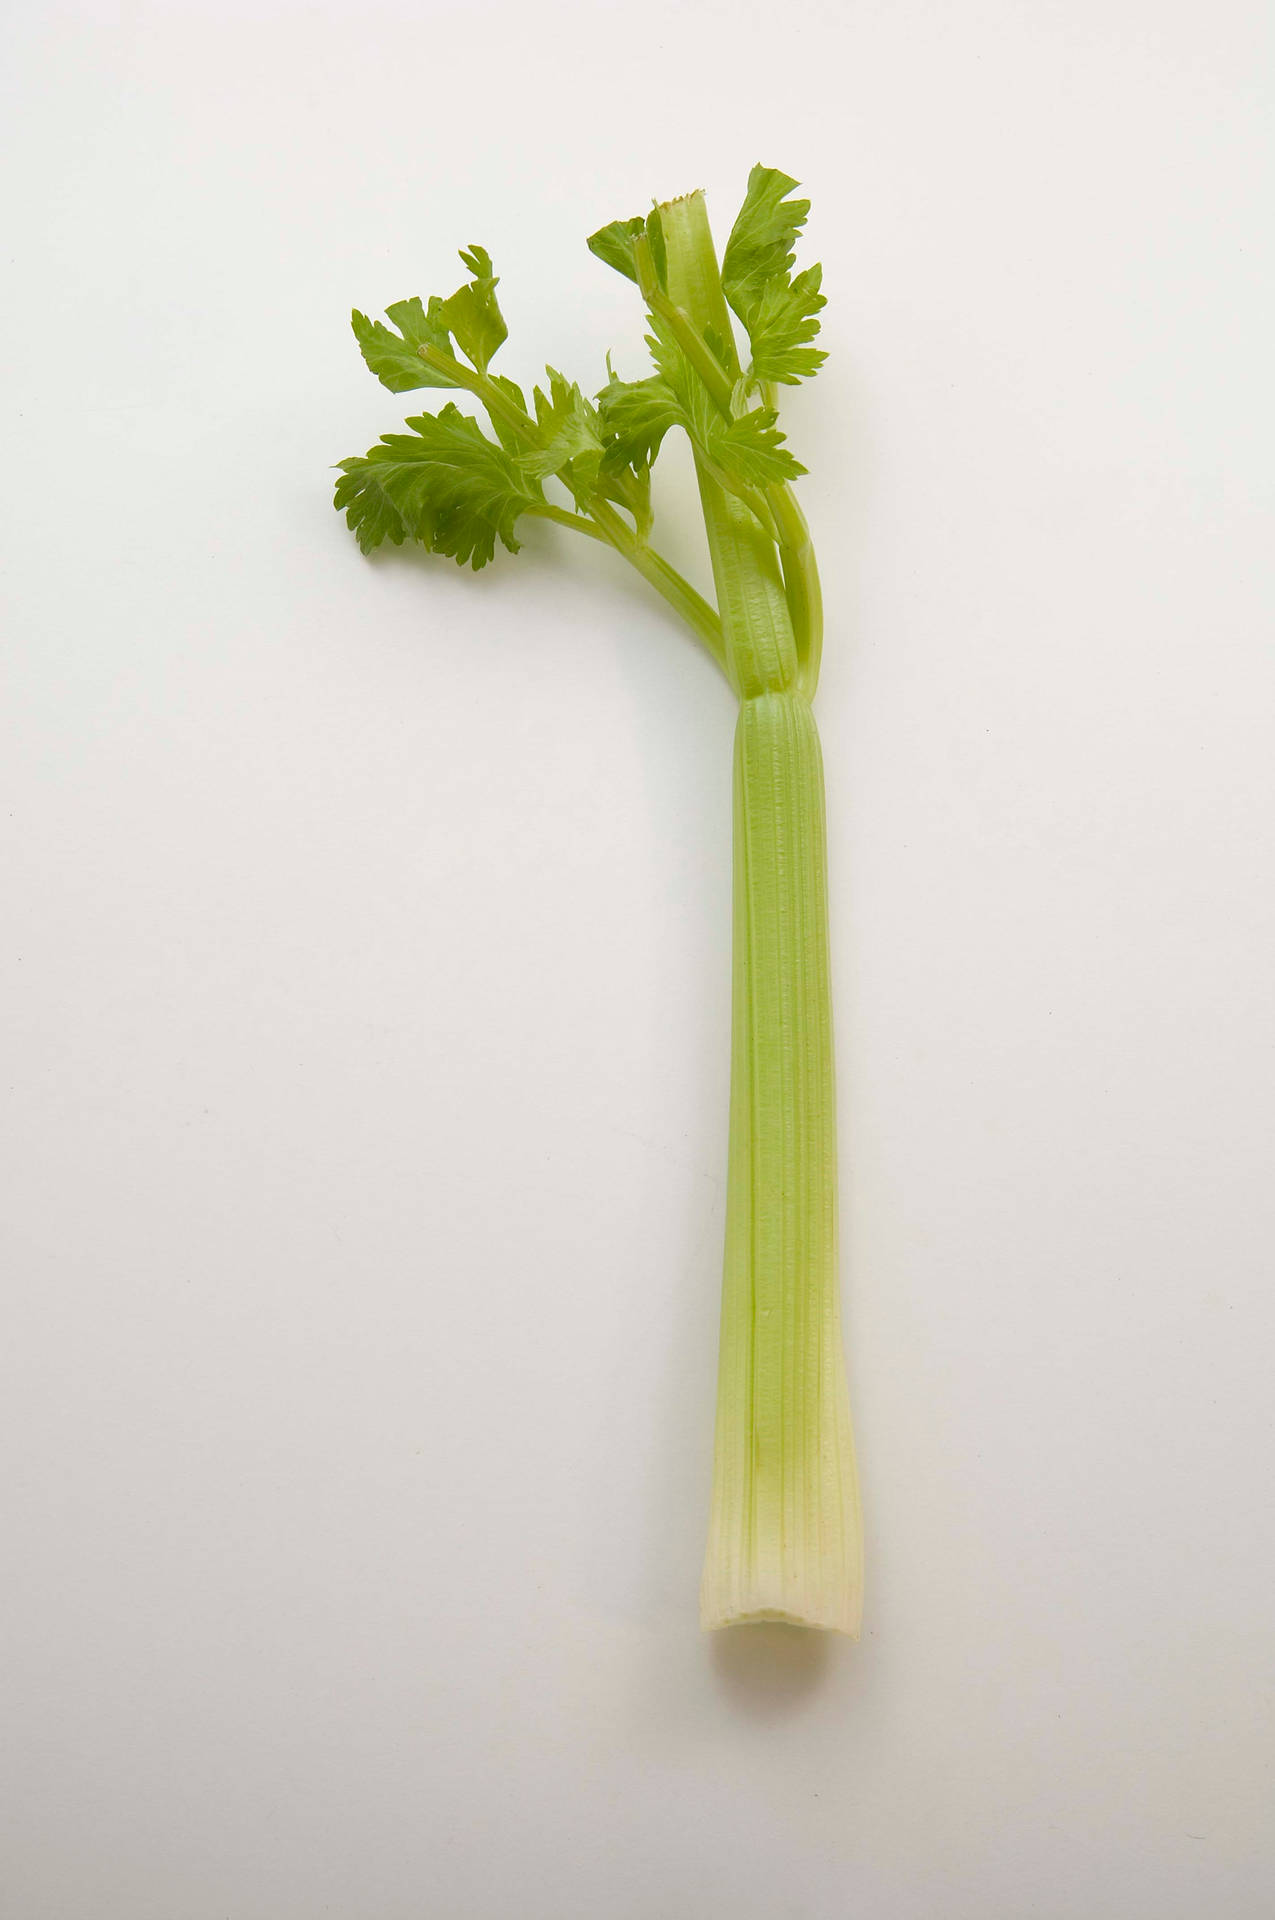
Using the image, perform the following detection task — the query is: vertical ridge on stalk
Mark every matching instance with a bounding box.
[701,693,861,1633]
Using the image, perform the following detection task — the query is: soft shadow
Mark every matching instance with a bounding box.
[708,1622,836,1716]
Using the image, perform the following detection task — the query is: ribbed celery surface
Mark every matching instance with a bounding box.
[662,195,863,1634]
[335,168,863,1634]
[704,692,859,1630]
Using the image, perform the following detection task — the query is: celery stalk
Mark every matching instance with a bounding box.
[334,167,863,1634]
[660,193,862,1633]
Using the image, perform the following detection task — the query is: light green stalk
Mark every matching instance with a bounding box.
[660,192,863,1633]
[336,169,862,1633]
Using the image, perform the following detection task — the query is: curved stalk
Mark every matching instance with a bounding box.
[420,342,727,672]
[632,253,824,688]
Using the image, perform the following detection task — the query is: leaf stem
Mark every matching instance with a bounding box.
[770,486,823,694]
[642,288,737,418]
[527,501,609,542]
[638,237,823,689]
[419,340,727,672]
[417,343,527,437]
[591,499,728,669]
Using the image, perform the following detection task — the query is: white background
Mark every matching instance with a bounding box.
[2,2,1273,1915]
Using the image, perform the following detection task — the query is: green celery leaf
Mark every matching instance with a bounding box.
[333,459,410,552]
[722,165,810,314]
[744,265,827,385]
[596,370,686,472]
[439,245,508,373]
[334,403,542,569]
[598,336,804,506]
[641,310,700,407]
[703,323,737,373]
[641,316,727,457]
[523,367,606,505]
[706,407,807,486]
[598,461,653,541]
[586,215,647,283]
[721,164,826,389]
[591,363,668,538]
[351,296,457,392]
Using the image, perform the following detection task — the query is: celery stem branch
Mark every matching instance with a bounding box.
[415,342,726,670]
[628,258,823,687]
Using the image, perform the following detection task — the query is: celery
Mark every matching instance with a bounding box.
[333,167,863,1635]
